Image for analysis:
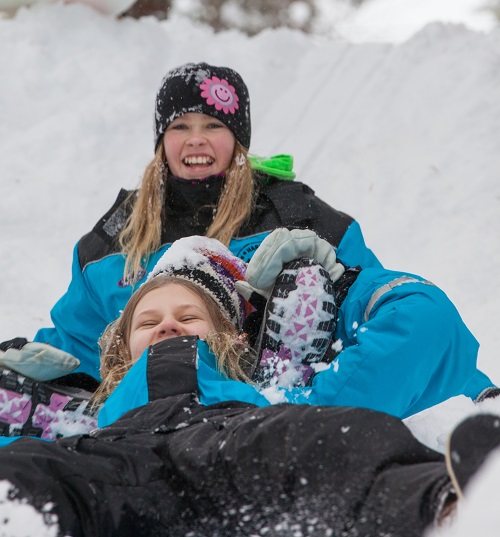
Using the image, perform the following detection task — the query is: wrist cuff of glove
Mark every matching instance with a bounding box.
[0,337,28,352]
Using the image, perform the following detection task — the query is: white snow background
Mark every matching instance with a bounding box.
[1,2,500,535]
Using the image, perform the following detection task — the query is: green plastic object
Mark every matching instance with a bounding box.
[249,154,296,180]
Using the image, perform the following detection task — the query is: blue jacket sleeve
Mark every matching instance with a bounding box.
[277,268,494,418]
[336,220,382,270]
[34,244,119,380]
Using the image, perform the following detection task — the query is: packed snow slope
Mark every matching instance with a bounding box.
[1,5,500,535]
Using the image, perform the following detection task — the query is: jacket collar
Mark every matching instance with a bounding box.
[165,173,225,215]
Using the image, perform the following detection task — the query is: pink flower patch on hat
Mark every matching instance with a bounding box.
[200,76,239,114]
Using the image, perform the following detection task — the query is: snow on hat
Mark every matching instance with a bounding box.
[148,236,251,329]
[154,62,251,151]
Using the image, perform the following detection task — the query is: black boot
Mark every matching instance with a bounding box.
[446,413,500,497]
[251,258,337,387]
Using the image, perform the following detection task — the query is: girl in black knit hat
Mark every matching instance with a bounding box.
[6,60,384,385]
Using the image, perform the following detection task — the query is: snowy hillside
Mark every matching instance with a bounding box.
[1,4,500,535]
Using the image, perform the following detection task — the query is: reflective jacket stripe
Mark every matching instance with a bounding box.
[364,276,435,322]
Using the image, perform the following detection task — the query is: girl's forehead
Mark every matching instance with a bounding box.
[136,282,200,308]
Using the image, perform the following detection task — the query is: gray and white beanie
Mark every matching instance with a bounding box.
[154,62,251,151]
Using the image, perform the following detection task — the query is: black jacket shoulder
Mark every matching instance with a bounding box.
[78,189,134,270]
[250,176,354,247]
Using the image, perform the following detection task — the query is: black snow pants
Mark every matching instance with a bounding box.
[0,398,450,537]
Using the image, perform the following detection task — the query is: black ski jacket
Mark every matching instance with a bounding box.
[0,336,450,536]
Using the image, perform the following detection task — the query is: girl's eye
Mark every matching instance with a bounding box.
[207,123,223,129]
[140,320,158,328]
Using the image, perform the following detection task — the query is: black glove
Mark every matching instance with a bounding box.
[0,337,29,352]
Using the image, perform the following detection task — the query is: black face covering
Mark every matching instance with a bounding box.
[163,174,225,238]
[166,174,224,213]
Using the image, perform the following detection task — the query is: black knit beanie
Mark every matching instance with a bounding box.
[154,62,251,151]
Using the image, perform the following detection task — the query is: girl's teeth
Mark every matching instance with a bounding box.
[184,156,213,165]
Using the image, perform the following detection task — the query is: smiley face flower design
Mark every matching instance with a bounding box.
[200,76,239,114]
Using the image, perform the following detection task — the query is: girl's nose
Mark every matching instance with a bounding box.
[155,319,182,341]
[186,129,207,146]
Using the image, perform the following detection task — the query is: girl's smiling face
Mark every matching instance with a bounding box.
[128,283,216,362]
[163,113,235,180]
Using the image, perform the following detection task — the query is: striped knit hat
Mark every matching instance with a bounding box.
[148,236,251,329]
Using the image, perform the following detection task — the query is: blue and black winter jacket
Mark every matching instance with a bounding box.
[34,170,380,380]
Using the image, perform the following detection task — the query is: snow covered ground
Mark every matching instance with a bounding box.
[1,3,500,535]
